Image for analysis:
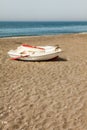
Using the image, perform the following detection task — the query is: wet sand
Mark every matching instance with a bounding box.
[0,34,87,130]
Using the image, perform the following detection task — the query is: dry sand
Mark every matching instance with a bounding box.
[0,34,87,130]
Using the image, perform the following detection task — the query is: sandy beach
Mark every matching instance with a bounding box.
[0,34,87,130]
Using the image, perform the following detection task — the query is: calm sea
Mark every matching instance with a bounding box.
[0,21,87,38]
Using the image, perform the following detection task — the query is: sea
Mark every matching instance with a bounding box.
[0,21,87,38]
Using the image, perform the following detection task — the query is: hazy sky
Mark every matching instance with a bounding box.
[0,0,87,21]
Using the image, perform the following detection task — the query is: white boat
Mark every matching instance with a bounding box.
[8,44,62,61]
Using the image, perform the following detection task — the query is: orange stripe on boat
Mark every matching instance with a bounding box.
[10,55,29,60]
[10,56,21,60]
[22,44,45,50]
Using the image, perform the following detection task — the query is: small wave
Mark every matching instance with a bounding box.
[78,32,87,34]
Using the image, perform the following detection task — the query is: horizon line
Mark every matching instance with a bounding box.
[0,20,87,22]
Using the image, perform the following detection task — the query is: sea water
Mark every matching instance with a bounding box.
[0,21,87,38]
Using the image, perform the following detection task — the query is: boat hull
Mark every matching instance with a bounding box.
[18,52,59,61]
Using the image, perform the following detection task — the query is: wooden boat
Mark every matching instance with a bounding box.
[8,44,62,61]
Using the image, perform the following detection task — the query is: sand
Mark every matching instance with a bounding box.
[0,34,87,130]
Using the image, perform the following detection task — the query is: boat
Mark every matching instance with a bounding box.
[8,44,62,61]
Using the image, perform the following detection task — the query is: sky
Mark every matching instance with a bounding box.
[0,0,87,21]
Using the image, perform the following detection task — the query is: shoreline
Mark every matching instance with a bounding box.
[0,32,87,39]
